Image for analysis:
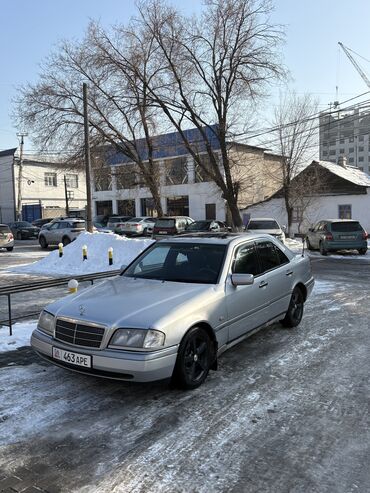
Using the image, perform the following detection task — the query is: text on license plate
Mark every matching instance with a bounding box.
[159,231,168,234]
[52,347,91,367]
[340,235,356,240]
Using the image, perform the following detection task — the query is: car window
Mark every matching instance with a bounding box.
[156,219,175,228]
[331,222,362,232]
[49,223,60,230]
[232,243,260,276]
[274,244,289,265]
[247,220,279,229]
[313,222,321,232]
[72,221,85,229]
[58,222,68,229]
[256,241,284,273]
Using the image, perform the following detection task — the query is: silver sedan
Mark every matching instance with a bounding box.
[31,234,314,389]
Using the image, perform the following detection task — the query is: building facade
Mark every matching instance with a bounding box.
[0,148,87,223]
[319,106,370,174]
[93,128,283,221]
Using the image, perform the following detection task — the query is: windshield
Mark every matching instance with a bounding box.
[247,220,279,230]
[124,242,226,284]
[155,219,175,228]
[331,222,362,232]
[186,221,211,231]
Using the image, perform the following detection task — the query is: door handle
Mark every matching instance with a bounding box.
[286,270,293,276]
[259,280,268,288]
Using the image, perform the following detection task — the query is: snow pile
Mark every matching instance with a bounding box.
[12,232,154,276]
[285,238,304,253]
[0,321,36,352]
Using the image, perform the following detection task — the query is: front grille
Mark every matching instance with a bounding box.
[55,319,105,348]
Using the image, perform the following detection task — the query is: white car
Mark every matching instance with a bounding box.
[245,218,286,243]
[0,224,14,251]
[119,217,157,236]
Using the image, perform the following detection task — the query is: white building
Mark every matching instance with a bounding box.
[242,159,370,235]
[0,148,87,223]
[93,128,283,221]
[319,106,370,174]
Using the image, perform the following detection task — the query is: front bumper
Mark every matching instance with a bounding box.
[31,329,178,382]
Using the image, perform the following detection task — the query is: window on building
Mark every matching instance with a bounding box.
[141,198,157,217]
[338,204,352,219]
[349,147,354,153]
[359,157,364,162]
[359,146,364,152]
[44,172,57,187]
[292,206,304,223]
[96,201,112,216]
[117,200,135,216]
[65,174,78,188]
[359,136,364,142]
[205,203,216,220]
[329,150,336,156]
[349,157,354,163]
[329,141,335,146]
[165,157,188,185]
[339,138,345,144]
[339,148,345,154]
[322,151,328,156]
[115,164,140,189]
[349,137,354,143]
[94,167,112,191]
[167,196,189,216]
[194,154,217,183]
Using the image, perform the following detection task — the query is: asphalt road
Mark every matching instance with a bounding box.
[0,244,369,492]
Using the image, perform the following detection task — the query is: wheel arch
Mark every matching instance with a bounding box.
[294,282,307,301]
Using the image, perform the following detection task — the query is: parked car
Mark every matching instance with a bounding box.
[107,216,133,233]
[94,214,116,227]
[185,220,230,233]
[93,221,113,233]
[245,218,286,243]
[0,224,14,251]
[31,233,314,389]
[32,218,56,228]
[306,219,368,256]
[8,221,40,240]
[153,216,194,236]
[119,217,157,236]
[38,218,86,248]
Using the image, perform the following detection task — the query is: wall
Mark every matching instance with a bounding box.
[0,152,16,223]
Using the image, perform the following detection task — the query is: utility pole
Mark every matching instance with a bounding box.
[83,83,93,232]
[16,133,27,221]
[64,175,70,217]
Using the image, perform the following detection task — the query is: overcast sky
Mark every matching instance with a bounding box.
[1,0,370,152]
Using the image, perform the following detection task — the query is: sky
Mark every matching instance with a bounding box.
[1,0,370,153]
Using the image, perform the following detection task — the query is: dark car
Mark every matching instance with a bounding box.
[306,219,368,256]
[8,221,40,240]
[32,218,56,228]
[153,216,194,236]
[185,220,230,233]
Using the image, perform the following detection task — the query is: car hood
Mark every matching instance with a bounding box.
[47,276,212,328]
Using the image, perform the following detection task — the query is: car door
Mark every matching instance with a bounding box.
[254,240,293,321]
[46,222,60,243]
[225,241,267,342]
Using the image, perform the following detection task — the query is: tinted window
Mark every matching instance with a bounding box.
[331,222,362,232]
[187,221,211,231]
[0,226,10,233]
[124,243,226,284]
[274,245,289,265]
[49,223,59,230]
[247,220,279,229]
[156,219,175,228]
[17,222,32,227]
[233,243,260,276]
[257,242,282,273]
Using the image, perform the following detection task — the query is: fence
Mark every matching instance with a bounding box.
[0,269,121,335]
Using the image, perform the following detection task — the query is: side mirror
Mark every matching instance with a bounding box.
[231,273,254,286]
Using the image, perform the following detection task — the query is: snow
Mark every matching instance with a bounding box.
[318,160,370,188]
[0,320,36,352]
[10,232,154,276]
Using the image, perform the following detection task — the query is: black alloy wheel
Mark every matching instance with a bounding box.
[6,247,13,252]
[319,241,328,256]
[39,236,48,249]
[173,327,212,390]
[282,287,304,328]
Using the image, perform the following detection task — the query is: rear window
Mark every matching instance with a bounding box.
[72,222,85,229]
[156,219,175,228]
[0,225,10,233]
[17,222,33,227]
[247,220,279,230]
[331,222,362,232]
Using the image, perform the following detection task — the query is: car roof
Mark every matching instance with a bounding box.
[157,232,281,245]
[249,217,278,222]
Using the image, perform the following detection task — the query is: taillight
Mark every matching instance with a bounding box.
[8,233,13,240]
[362,231,368,240]
[325,233,333,241]
[135,224,140,230]
[117,223,125,228]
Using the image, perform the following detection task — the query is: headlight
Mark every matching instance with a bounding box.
[38,310,55,336]
[109,328,165,349]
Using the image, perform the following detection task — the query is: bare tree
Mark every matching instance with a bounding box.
[266,92,320,235]
[14,21,165,216]
[134,0,284,228]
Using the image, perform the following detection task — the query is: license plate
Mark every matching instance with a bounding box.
[159,231,168,234]
[340,235,355,240]
[52,347,91,368]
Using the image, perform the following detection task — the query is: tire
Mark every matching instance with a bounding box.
[16,231,22,240]
[281,287,304,328]
[62,236,71,246]
[319,241,327,256]
[358,248,367,255]
[306,237,313,250]
[6,247,13,252]
[172,327,213,390]
[39,236,48,249]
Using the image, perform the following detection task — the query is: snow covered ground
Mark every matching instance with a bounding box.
[10,232,153,276]
[0,320,36,352]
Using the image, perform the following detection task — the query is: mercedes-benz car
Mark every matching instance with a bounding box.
[245,218,286,243]
[31,233,314,389]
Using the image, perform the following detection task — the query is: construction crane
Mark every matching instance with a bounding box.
[338,42,370,89]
